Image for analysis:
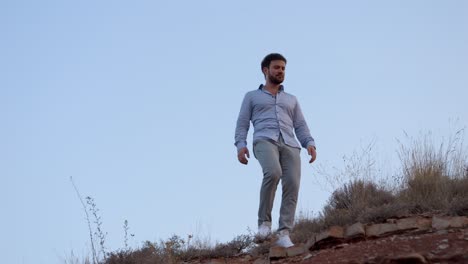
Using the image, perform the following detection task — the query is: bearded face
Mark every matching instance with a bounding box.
[268,71,284,84]
[264,60,286,85]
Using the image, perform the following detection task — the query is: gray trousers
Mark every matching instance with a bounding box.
[253,136,301,232]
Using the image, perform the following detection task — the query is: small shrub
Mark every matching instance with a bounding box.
[209,234,254,258]
[320,180,395,227]
[105,233,256,264]
[106,241,166,264]
[447,175,468,215]
[448,196,468,216]
[327,180,394,211]
[320,207,355,228]
[357,202,409,223]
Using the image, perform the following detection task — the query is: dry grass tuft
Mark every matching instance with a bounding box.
[397,130,468,214]
[105,234,254,264]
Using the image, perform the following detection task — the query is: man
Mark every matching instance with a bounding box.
[234,53,317,248]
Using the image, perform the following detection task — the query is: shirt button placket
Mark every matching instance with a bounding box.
[275,94,280,139]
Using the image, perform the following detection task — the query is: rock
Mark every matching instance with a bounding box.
[396,217,432,231]
[387,253,427,263]
[430,215,467,230]
[305,234,316,250]
[365,223,399,237]
[302,253,313,260]
[449,216,468,228]
[286,244,305,257]
[432,216,450,230]
[438,243,449,250]
[345,222,365,239]
[269,246,287,259]
[315,226,344,242]
[313,226,344,249]
[334,243,349,249]
[436,229,448,235]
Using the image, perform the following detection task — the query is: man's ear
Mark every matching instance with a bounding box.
[262,67,268,77]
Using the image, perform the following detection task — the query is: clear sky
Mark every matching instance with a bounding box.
[1,1,467,263]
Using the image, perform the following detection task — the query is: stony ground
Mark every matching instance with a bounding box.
[188,215,468,264]
[279,227,468,264]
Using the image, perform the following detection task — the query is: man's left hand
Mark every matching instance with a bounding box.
[307,145,317,164]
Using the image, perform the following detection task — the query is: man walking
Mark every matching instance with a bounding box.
[234,53,317,248]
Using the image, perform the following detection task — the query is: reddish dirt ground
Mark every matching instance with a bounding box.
[214,227,468,264]
[301,228,467,263]
[274,227,468,264]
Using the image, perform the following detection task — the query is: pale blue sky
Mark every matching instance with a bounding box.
[1,1,467,263]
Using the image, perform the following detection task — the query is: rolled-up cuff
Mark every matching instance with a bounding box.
[236,142,247,152]
[306,141,316,149]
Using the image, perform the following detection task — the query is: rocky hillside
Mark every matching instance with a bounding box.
[184,214,468,264]
[104,134,467,264]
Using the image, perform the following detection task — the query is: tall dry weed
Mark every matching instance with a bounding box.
[397,129,468,213]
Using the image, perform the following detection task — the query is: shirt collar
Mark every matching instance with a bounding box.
[258,84,284,93]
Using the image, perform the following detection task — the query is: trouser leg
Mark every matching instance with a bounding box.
[278,141,301,232]
[254,140,281,227]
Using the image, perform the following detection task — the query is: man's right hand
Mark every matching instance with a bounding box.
[237,147,250,165]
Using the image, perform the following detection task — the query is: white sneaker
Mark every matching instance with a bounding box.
[276,231,294,248]
[257,222,272,240]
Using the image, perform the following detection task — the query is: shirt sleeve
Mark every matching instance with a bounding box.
[234,92,252,152]
[293,98,316,149]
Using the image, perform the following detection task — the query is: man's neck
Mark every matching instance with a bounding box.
[263,83,282,95]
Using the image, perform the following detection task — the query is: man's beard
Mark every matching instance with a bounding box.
[268,74,284,85]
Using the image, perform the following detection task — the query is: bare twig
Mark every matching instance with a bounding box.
[70,176,98,264]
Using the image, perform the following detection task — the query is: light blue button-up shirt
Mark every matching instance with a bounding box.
[235,84,315,152]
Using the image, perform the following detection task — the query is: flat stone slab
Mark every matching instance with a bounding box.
[433,216,468,230]
[397,217,432,231]
[365,223,399,237]
[345,222,365,238]
[433,216,451,230]
[305,234,316,250]
[316,226,344,242]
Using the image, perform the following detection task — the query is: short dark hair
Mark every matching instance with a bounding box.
[261,53,287,72]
